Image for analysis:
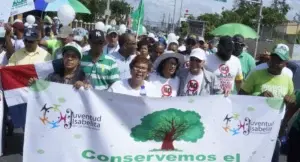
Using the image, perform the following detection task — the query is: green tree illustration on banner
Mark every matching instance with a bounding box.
[130,108,205,151]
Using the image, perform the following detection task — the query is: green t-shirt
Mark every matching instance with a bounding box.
[241,69,294,97]
[46,39,63,59]
[238,52,256,79]
[232,52,256,94]
[81,52,120,90]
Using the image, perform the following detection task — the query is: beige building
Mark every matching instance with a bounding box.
[275,22,300,35]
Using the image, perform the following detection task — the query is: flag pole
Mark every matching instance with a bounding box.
[136,17,141,40]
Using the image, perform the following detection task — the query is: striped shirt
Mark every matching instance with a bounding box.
[81,52,120,90]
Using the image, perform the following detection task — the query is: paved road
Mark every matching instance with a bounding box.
[0,129,288,162]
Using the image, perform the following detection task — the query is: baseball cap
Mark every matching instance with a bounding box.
[198,36,205,42]
[186,35,198,45]
[232,34,245,44]
[89,30,105,43]
[107,26,119,35]
[24,27,39,41]
[271,44,290,61]
[190,48,207,61]
[57,26,73,38]
[12,22,25,31]
[73,28,88,42]
[62,42,83,59]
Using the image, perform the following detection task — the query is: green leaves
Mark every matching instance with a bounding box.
[77,0,132,23]
[130,109,205,143]
[196,0,290,39]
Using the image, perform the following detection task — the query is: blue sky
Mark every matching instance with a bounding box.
[125,0,300,22]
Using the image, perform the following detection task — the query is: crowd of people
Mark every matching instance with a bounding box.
[1,16,300,162]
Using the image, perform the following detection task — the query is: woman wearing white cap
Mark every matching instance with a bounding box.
[149,51,184,97]
[178,48,221,96]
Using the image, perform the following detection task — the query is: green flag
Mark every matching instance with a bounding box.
[131,0,144,35]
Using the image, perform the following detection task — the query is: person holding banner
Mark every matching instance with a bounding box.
[149,51,184,97]
[28,42,89,88]
[108,55,158,97]
[178,48,221,96]
[239,44,296,162]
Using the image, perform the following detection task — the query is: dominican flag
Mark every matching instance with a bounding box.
[0,59,62,127]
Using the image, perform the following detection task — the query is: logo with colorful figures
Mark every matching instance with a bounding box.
[39,101,102,131]
[39,104,72,129]
[222,113,274,136]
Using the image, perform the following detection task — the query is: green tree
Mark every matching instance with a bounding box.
[130,108,205,150]
[77,0,132,23]
[197,13,221,39]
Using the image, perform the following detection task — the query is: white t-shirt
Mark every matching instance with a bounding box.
[181,72,204,96]
[103,44,120,55]
[82,45,91,53]
[183,55,190,68]
[205,54,243,92]
[248,63,293,79]
[148,73,180,97]
[0,51,8,65]
[11,38,25,51]
[108,79,159,97]
[109,52,136,80]
[178,45,186,52]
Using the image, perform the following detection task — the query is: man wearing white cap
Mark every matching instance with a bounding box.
[178,48,221,96]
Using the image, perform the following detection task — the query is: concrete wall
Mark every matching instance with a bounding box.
[244,39,294,57]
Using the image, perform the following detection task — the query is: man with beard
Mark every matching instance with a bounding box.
[232,34,256,79]
[109,33,137,80]
[205,36,243,94]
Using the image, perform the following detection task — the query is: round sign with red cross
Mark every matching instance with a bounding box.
[161,85,172,97]
[187,80,199,92]
[219,64,230,75]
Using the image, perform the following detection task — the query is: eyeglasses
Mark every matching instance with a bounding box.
[132,66,148,72]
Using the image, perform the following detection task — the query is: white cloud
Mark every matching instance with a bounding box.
[125,0,300,22]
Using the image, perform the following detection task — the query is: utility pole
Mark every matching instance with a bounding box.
[168,13,171,32]
[161,13,166,29]
[179,0,183,18]
[254,0,263,58]
[247,0,263,58]
[172,0,177,32]
[105,0,111,25]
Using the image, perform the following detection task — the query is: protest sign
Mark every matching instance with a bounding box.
[0,0,13,37]
[11,0,35,16]
[23,81,284,162]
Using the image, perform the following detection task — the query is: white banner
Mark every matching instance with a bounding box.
[23,82,285,162]
[0,0,13,37]
[11,0,35,16]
